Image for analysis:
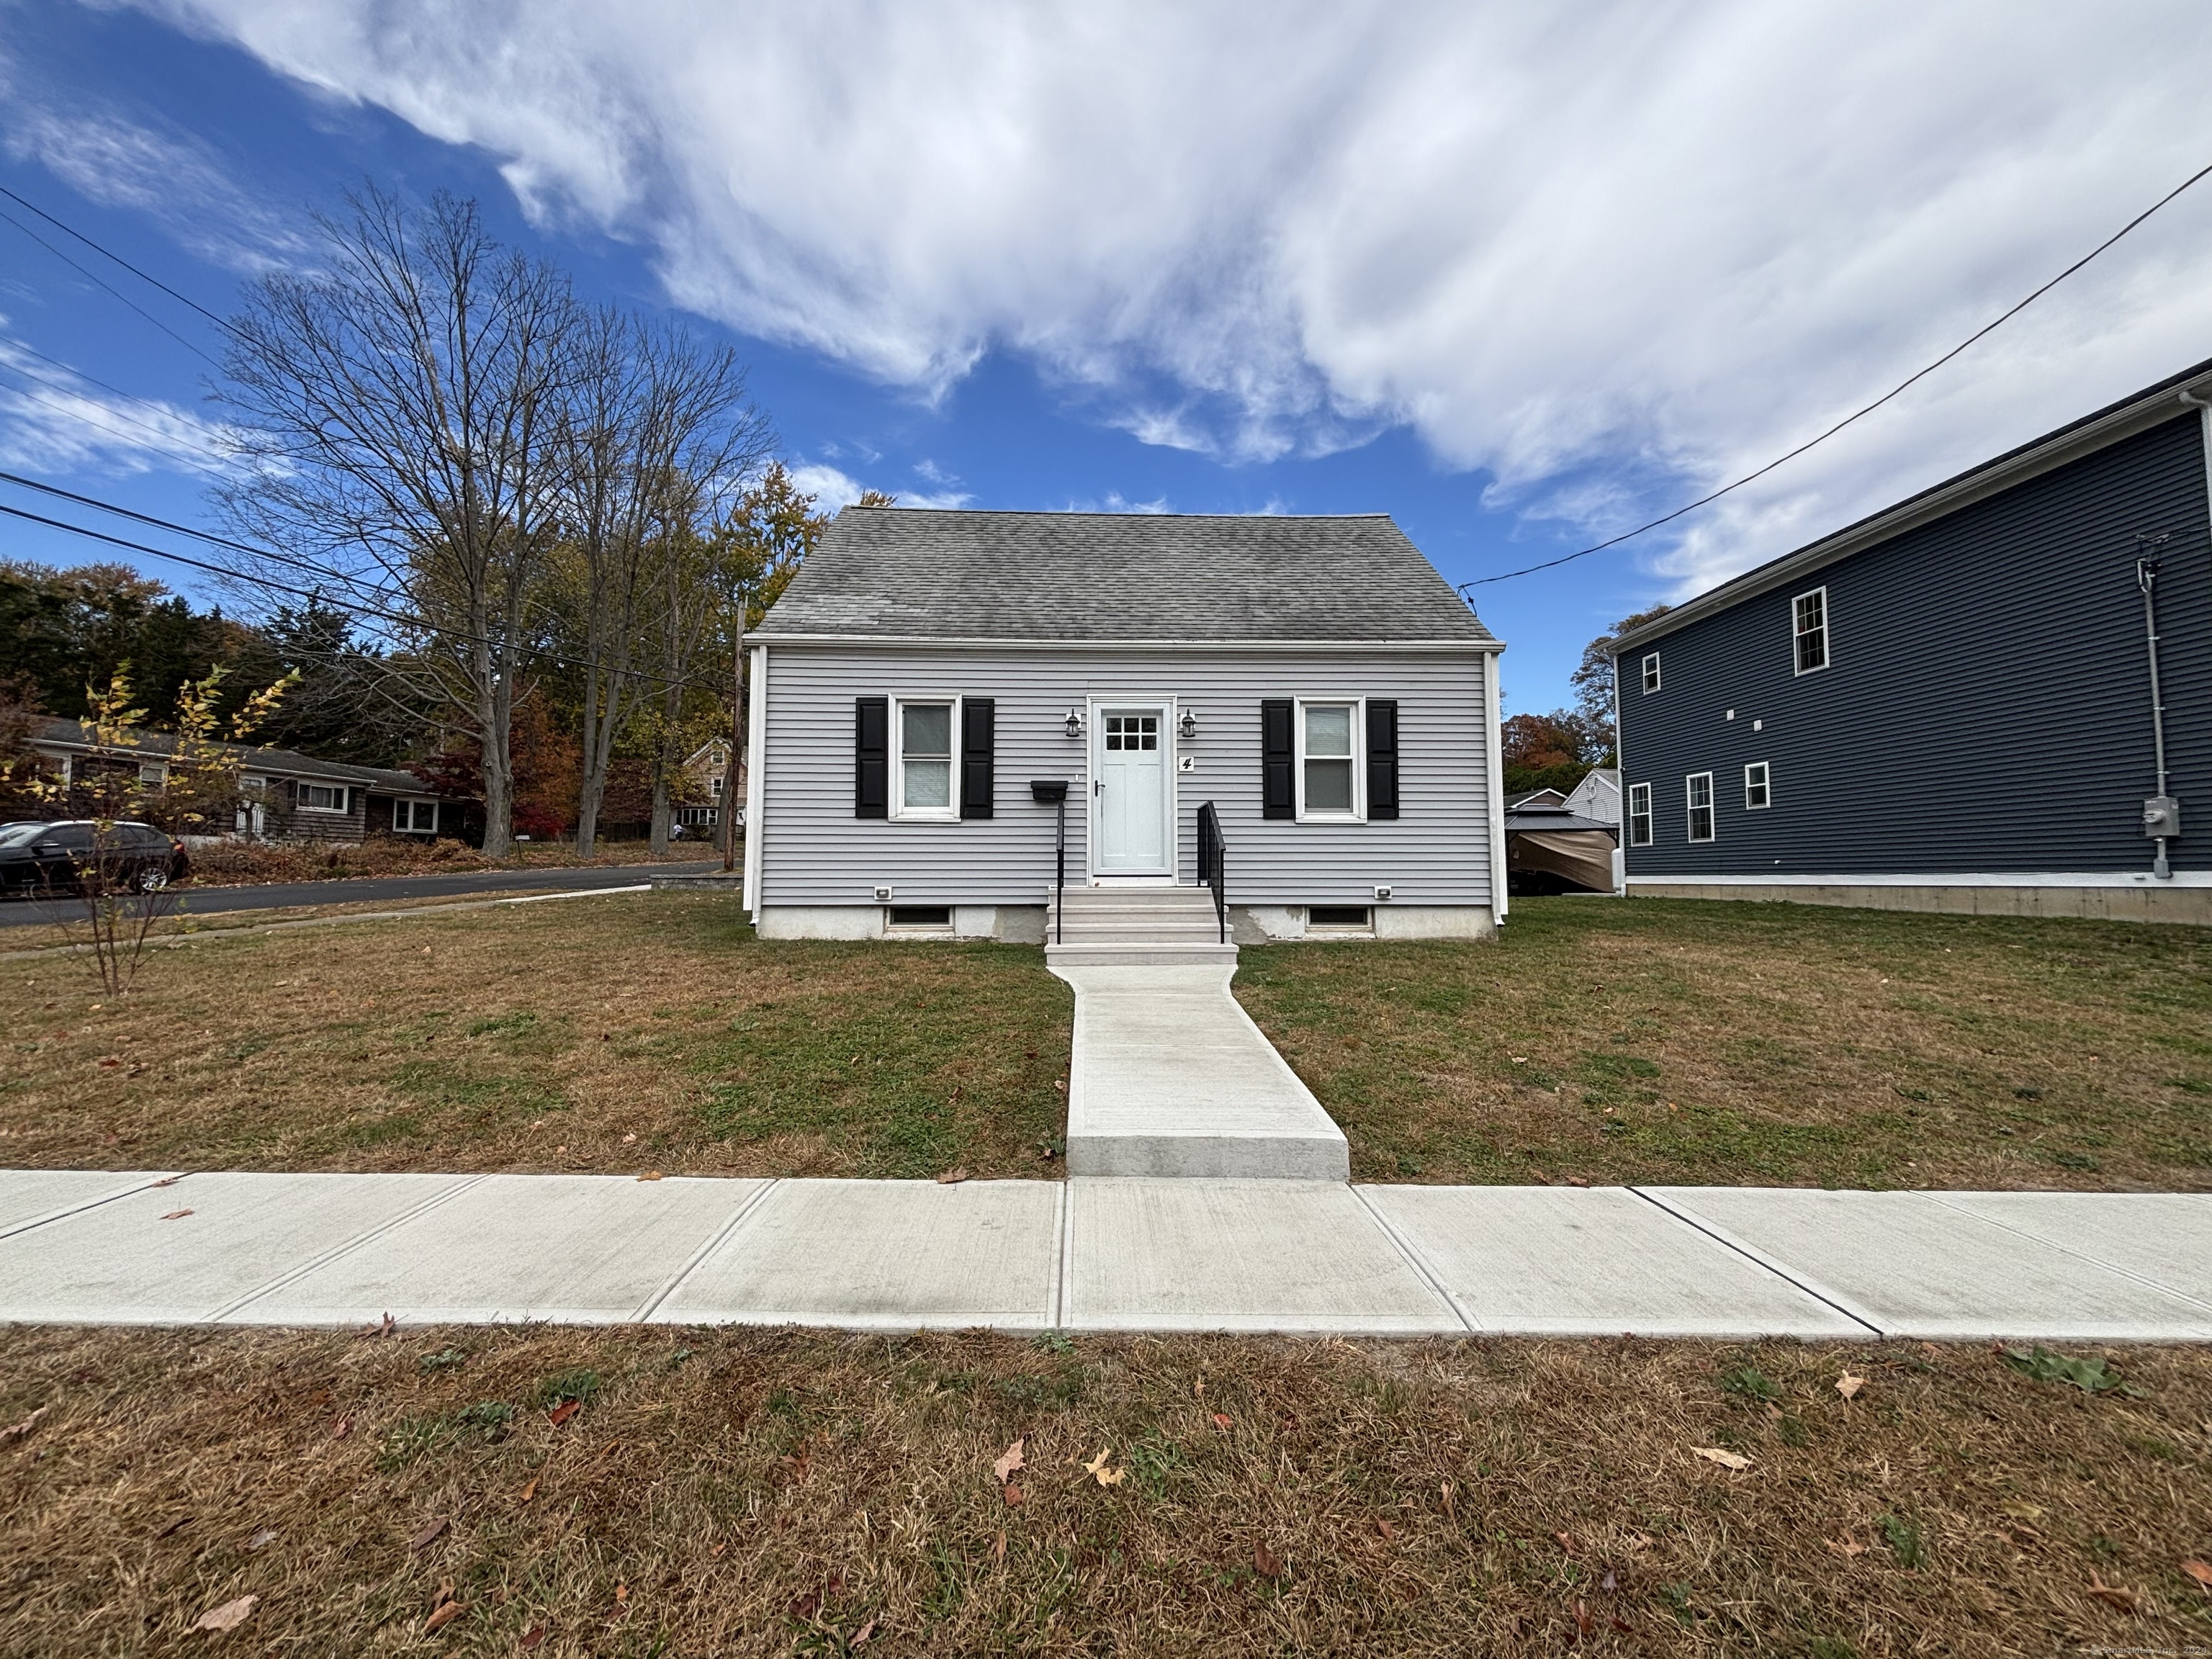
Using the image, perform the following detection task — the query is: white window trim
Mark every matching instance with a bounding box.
[890,695,961,822]
[1641,652,1662,693]
[1295,697,1366,823]
[1627,781,1653,847]
[1792,585,1830,676]
[1685,771,1715,842]
[1744,762,1771,811]
[297,783,349,813]
[393,799,439,834]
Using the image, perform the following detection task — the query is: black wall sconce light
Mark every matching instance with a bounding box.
[1064,709,1084,739]
[1178,708,1199,739]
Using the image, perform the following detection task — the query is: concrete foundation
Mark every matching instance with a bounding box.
[1232,904,1495,943]
[755,904,1048,942]
[1628,880,2211,926]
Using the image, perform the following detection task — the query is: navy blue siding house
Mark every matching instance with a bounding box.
[1613,360,2212,925]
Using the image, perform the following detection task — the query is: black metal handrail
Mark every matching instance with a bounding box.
[1196,799,1226,944]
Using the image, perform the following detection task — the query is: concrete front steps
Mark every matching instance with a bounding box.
[1043,884,1237,968]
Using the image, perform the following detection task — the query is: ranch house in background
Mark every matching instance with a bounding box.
[1612,358,2212,925]
[741,509,1507,944]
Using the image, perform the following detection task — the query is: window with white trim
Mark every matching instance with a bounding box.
[1641,652,1662,693]
[891,698,958,820]
[1793,587,1829,674]
[297,783,348,812]
[1627,781,1653,847]
[1743,762,1770,811]
[393,799,439,833]
[1685,772,1714,842]
[1298,701,1362,820]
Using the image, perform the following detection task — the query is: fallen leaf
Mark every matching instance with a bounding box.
[190,1595,257,1633]
[356,1312,395,1340]
[1439,1480,1455,1519]
[992,1529,1007,1567]
[2182,1558,2212,1588]
[1624,1529,1653,1550]
[1836,1374,1866,1400]
[161,1209,193,1220]
[424,1599,465,1634]
[935,1167,970,1184]
[331,1414,353,1439]
[1573,1600,1596,1637]
[408,1516,449,1552]
[852,1616,878,1646]
[1555,1531,1575,1553]
[710,1543,727,1559]
[1253,1540,1282,1579]
[993,1437,1025,1484]
[1376,1517,1396,1542]
[1691,1447,1753,1471]
[1,1404,50,1442]
[614,1582,629,1604]
[156,1514,194,1539]
[549,1399,582,1427]
[150,1176,181,1187]
[519,1627,547,1650]
[517,1476,539,1505]
[247,1529,276,1552]
[1600,1568,1618,1593]
[637,1171,664,1182]
[2087,1570,2140,1613]
[1611,1614,1635,1634]
[1002,1483,1024,1507]
[99,1056,120,1067]
[1565,1176,1591,1188]
[1827,1534,1867,1557]
[621,1133,637,1144]
[1081,1447,1125,1487]
[1212,1412,1233,1431]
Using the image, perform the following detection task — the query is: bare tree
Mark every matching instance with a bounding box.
[217,189,578,858]
[557,312,771,856]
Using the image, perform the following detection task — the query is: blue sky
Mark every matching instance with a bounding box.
[6,1,2212,714]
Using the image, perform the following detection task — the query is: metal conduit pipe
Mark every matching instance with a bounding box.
[2136,541,2177,880]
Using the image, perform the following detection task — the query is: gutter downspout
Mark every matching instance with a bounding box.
[1483,648,1509,927]
[741,644,769,919]
[2136,549,2176,880]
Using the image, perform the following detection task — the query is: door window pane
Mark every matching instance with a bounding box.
[901,702,953,810]
[1105,714,1158,751]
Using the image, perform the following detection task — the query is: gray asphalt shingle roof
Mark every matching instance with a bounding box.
[757,508,1494,644]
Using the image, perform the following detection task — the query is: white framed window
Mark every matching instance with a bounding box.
[1627,781,1653,847]
[1793,587,1829,675]
[1685,772,1714,842]
[297,783,348,812]
[393,799,439,834]
[1641,652,1662,694]
[1297,699,1363,821]
[1744,762,1771,811]
[891,698,958,821]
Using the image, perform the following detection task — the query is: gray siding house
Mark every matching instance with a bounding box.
[1613,359,2212,925]
[743,510,1506,942]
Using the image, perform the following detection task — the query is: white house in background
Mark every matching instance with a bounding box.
[741,508,1509,943]
[674,738,744,835]
[1565,766,1620,827]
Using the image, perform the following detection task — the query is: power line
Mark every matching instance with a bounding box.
[0,204,223,369]
[1461,156,2212,589]
[0,184,236,333]
[0,500,730,700]
[0,364,232,472]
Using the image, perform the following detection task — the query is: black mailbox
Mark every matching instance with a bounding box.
[1029,779,1069,804]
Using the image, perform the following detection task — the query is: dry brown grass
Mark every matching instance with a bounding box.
[0,891,578,954]
[0,893,1071,1181]
[3,1324,2209,1655]
[184,837,711,888]
[1238,897,2212,1190]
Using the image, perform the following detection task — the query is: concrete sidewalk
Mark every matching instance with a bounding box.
[1053,964,1350,1179]
[4,1169,2209,1341]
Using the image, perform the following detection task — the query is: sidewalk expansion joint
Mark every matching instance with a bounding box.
[1626,1187,1887,1338]
[0,1171,189,1242]
[630,1177,783,1323]
[1349,1184,1478,1334]
[1918,1190,2212,1318]
[207,1174,491,1323]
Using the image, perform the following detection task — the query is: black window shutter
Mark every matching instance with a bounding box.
[1261,698,1295,820]
[855,696,888,819]
[960,697,995,819]
[1367,698,1399,819]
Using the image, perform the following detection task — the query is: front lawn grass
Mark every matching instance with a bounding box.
[4,1325,2208,1654]
[1236,896,2212,1190]
[0,893,1070,1180]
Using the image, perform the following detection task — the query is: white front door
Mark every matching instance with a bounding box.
[1092,706,1170,875]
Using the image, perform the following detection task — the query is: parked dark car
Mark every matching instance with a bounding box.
[0,821,191,896]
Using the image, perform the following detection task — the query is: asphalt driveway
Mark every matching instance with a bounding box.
[0,860,724,929]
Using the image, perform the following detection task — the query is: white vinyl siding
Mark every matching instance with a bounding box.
[1627,781,1653,847]
[754,646,1496,909]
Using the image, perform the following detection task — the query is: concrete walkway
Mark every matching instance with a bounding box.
[4,1169,2210,1341]
[1053,964,1350,1179]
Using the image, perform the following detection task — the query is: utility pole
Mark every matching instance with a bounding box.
[723,583,745,873]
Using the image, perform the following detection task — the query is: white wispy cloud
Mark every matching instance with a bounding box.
[786,459,971,513]
[0,328,238,475]
[132,1,2212,590]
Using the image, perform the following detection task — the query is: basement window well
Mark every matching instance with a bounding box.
[1308,905,1373,931]
[886,905,953,930]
